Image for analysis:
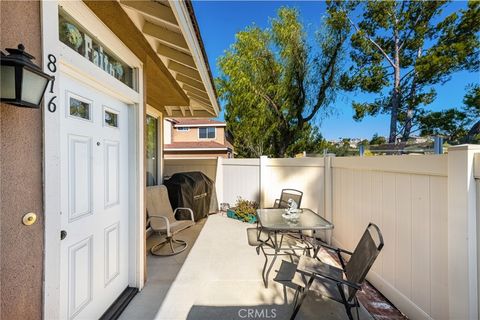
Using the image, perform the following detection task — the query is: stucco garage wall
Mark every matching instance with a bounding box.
[0,1,44,319]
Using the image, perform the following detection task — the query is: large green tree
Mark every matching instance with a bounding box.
[217,6,349,157]
[419,84,480,143]
[337,0,479,143]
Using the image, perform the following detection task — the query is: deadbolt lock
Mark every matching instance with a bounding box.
[22,212,37,226]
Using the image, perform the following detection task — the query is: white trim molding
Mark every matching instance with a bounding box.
[168,0,220,116]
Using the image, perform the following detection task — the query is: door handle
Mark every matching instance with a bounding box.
[60,230,67,240]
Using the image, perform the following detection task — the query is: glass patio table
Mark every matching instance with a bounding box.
[255,208,334,288]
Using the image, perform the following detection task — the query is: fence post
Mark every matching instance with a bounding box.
[215,157,224,207]
[324,154,335,244]
[260,156,268,208]
[447,144,480,320]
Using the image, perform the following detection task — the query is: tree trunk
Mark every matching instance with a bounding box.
[389,25,401,144]
[402,47,423,141]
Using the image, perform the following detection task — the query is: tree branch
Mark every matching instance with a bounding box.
[303,38,343,122]
[348,16,396,68]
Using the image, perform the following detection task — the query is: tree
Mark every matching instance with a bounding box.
[419,84,480,143]
[217,6,349,157]
[337,1,480,143]
[370,133,386,145]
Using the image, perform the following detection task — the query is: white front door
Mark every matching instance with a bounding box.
[59,73,130,320]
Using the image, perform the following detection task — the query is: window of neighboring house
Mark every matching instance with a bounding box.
[199,127,215,139]
[146,114,158,186]
[177,127,189,131]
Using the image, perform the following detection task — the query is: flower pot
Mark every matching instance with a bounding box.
[226,208,257,224]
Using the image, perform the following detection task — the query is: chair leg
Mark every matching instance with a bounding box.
[344,304,354,320]
[290,289,307,320]
[290,276,314,320]
[151,236,188,256]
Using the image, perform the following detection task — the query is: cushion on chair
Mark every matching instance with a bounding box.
[147,185,176,226]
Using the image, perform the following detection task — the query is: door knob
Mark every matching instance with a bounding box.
[60,230,67,240]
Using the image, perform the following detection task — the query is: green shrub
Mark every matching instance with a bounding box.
[233,197,258,221]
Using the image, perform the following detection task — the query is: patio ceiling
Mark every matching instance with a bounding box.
[119,0,220,118]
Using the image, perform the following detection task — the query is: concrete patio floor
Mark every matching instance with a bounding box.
[120,214,373,320]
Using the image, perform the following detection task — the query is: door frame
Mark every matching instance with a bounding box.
[41,1,145,318]
[146,105,164,185]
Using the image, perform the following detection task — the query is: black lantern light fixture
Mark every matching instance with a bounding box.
[1,44,53,108]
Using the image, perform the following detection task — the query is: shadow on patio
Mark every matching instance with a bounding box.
[119,214,392,320]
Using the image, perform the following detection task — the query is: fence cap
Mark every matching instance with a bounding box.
[448,144,480,152]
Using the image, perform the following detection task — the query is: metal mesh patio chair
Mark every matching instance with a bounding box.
[146,185,195,256]
[273,189,303,209]
[289,223,384,320]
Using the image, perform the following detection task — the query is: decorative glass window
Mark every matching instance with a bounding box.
[177,127,189,131]
[58,9,134,89]
[69,95,91,120]
[104,109,118,128]
[146,115,158,186]
[199,127,215,139]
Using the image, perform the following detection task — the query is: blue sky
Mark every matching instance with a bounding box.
[193,1,479,140]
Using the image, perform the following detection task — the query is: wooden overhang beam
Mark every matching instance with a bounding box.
[176,74,205,91]
[119,0,177,28]
[168,60,202,82]
[181,84,209,100]
[157,43,196,68]
[189,98,216,116]
[143,21,188,51]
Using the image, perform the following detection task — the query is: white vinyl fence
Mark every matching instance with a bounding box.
[163,145,480,320]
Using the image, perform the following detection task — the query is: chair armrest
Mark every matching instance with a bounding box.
[174,207,195,221]
[317,241,353,256]
[149,216,171,236]
[297,256,361,291]
[314,241,352,270]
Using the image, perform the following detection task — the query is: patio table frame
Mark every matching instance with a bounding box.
[255,208,334,288]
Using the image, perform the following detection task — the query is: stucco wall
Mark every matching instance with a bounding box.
[172,126,225,144]
[0,1,44,320]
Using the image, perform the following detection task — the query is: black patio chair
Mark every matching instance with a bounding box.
[289,223,384,320]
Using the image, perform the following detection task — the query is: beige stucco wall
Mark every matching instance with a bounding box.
[172,126,225,144]
[0,1,44,319]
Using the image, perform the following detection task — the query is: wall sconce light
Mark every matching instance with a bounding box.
[1,44,53,108]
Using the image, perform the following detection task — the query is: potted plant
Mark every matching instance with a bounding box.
[226,197,258,223]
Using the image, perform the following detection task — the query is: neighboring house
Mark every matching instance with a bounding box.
[0,1,219,319]
[163,118,234,159]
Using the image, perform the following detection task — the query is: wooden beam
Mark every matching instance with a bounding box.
[190,98,216,116]
[176,74,204,91]
[168,60,202,82]
[120,1,177,27]
[165,105,172,116]
[188,105,194,116]
[143,21,188,50]
[167,109,213,118]
[157,43,196,68]
[182,84,209,100]
[187,93,211,106]
[179,106,186,116]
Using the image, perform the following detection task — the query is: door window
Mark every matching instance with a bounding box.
[68,93,91,121]
[104,109,119,128]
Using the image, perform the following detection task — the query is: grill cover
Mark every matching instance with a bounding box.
[164,172,215,221]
